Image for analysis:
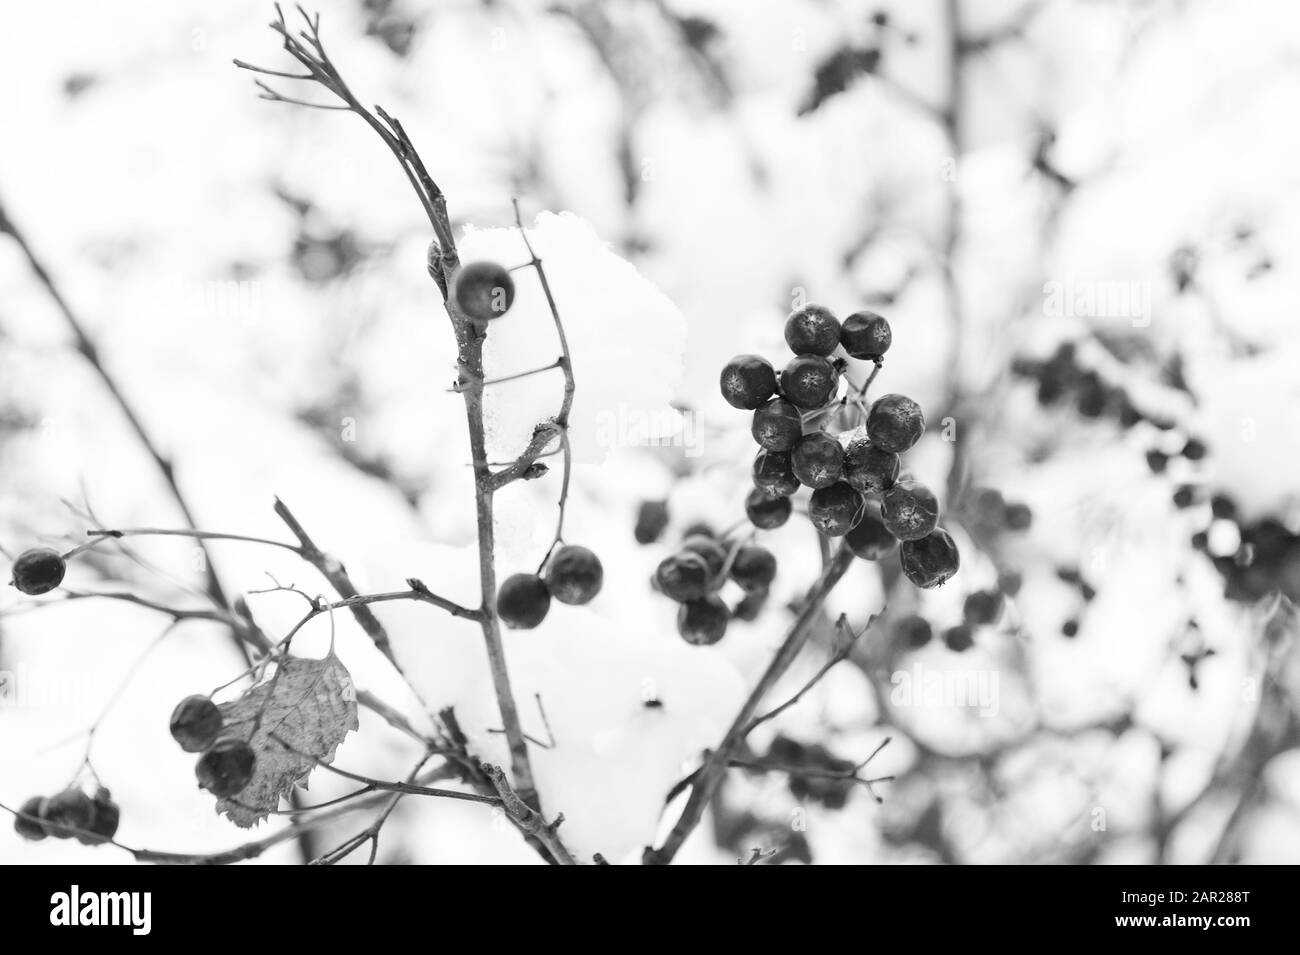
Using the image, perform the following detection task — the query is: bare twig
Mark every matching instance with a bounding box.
[480,762,577,865]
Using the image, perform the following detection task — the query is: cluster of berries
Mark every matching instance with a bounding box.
[720,305,959,589]
[653,528,778,645]
[1189,496,1300,604]
[13,786,120,845]
[496,545,604,630]
[1012,342,1155,425]
[765,735,855,809]
[170,695,257,798]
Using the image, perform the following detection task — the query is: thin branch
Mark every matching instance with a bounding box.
[480,763,577,865]
[70,526,302,558]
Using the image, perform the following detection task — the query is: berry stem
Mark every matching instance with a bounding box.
[644,545,859,864]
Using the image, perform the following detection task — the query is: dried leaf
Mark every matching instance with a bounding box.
[214,653,358,827]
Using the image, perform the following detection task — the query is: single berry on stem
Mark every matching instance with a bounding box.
[753,450,801,497]
[677,595,730,645]
[720,355,778,410]
[779,355,839,409]
[840,310,892,360]
[962,590,1004,626]
[895,615,933,649]
[1003,502,1033,531]
[784,305,841,356]
[169,695,223,753]
[452,261,515,323]
[899,529,960,588]
[866,393,925,453]
[881,477,940,541]
[808,482,863,537]
[846,510,897,560]
[634,500,670,544]
[729,544,777,592]
[10,548,67,596]
[543,545,603,605]
[745,489,792,530]
[944,624,975,652]
[655,552,713,602]
[196,738,257,798]
[497,573,551,629]
[842,435,898,494]
[791,432,845,489]
[752,397,804,451]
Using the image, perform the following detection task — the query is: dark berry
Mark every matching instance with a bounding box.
[720,355,778,409]
[10,548,66,596]
[779,355,838,409]
[497,573,551,629]
[634,500,670,544]
[790,432,844,489]
[655,552,713,601]
[784,304,841,356]
[1076,373,1108,417]
[1081,582,1097,601]
[196,738,257,798]
[753,450,800,496]
[543,545,603,605]
[1146,450,1169,474]
[900,529,960,589]
[681,535,728,579]
[1209,495,1236,520]
[14,796,48,842]
[82,788,120,845]
[677,595,729,645]
[845,511,897,560]
[731,587,769,621]
[895,614,932,648]
[768,734,807,764]
[752,397,803,451]
[1191,531,1209,551]
[169,695,223,754]
[730,544,777,591]
[1182,438,1208,461]
[681,522,715,540]
[866,394,925,453]
[840,310,891,360]
[746,490,792,530]
[1117,397,1144,428]
[44,789,95,838]
[881,478,939,541]
[1172,486,1196,509]
[452,261,515,323]
[1061,618,1079,638]
[842,435,898,494]
[997,570,1022,596]
[1003,502,1033,531]
[944,624,974,652]
[807,482,863,537]
[962,590,1003,626]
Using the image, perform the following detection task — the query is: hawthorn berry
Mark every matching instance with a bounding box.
[753,450,801,497]
[655,552,713,602]
[807,482,863,537]
[1003,502,1033,531]
[752,397,803,451]
[894,614,932,649]
[840,310,891,361]
[543,545,603,605]
[452,261,515,323]
[720,355,778,410]
[745,489,792,530]
[944,624,975,652]
[498,573,552,629]
[784,305,841,356]
[881,477,939,541]
[196,738,257,798]
[13,796,48,842]
[842,435,898,494]
[43,788,95,838]
[729,544,777,592]
[10,548,66,596]
[634,500,670,544]
[962,590,1004,626]
[866,394,925,453]
[845,511,897,560]
[779,355,838,409]
[169,695,223,754]
[899,529,960,589]
[677,595,730,645]
[790,432,844,489]
[681,535,728,579]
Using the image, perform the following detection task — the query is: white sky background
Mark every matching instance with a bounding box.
[1,0,1298,864]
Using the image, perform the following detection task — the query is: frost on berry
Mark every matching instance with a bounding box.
[840,310,892,361]
[779,354,838,409]
[791,432,845,489]
[452,261,516,323]
[655,551,713,601]
[720,354,778,409]
[677,595,729,645]
[899,528,960,589]
[745,489,793,530]
[498,573,552,627]
[881,478,939,541]
[783,305,841,356]
[543,545,603,605]
[866,393,925,453]
[170,694,223,753]
[751,397,803,451]
[10,548,67,596]
[808,482,863,537]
